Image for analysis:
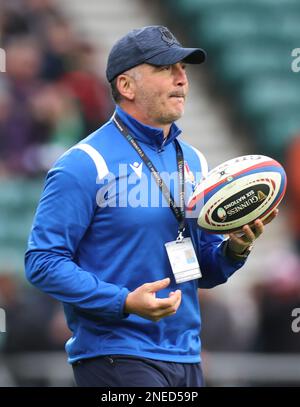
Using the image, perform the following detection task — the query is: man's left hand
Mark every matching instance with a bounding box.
[227,208,279,256]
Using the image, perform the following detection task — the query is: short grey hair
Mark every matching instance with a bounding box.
[109,66,143,104]
[110,77,122,104]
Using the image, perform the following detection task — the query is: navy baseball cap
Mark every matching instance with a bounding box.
[106,25,206,82]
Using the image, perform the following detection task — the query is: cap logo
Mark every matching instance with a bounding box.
[159,27,180,47]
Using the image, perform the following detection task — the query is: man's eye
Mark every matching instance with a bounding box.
[161,65,171,71]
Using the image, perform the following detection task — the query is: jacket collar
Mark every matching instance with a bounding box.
[112,105,182,150]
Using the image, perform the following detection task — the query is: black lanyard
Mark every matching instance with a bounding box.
[113,113,186,239]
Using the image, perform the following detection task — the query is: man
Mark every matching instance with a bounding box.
[25,26,277,387]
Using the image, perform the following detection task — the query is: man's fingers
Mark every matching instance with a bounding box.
[241,224,256,242]
[246,209,279,238]
[231,216,267,244]
[172,291,182,311]
[156,289,181,310]
[228,230,252,246]
[144,278,170,293]
[252,219,264,237]
[228,232,241,243]
[227,208,279,257]
[128,279,183,322]
[261,208,279,226]
[152,291,182,320]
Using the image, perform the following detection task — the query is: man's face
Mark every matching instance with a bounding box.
[129,62,189,126]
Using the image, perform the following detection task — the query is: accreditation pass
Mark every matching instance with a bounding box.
[165,237,201,284]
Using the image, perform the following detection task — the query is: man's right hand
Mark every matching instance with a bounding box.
[124,278,182,322]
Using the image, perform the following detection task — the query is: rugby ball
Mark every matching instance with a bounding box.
[186,155,287,233]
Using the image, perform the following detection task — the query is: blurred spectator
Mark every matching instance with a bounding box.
[0,272,71,385]
[0,84,13,177]
[0,273,71,354]
[0,0,111,177]
[61,42,113,133]
[252,250,300,353]
[0,1,30,41]
[24,0,63,40]
[199,290,237,352]
[27,83,84,171]
[199,289,258,352]
[1,0,63,44]
[0,37,46,175]
[286,135,300,255]
[41,17,77,81]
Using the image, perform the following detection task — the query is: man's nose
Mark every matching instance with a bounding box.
[174,64,188,86]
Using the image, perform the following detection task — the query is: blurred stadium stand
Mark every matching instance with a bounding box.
[0,0,300,387]
[164,0,300,161]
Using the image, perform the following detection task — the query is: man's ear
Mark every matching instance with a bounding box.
[116,74,136,101]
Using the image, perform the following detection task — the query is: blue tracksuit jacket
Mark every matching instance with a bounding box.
[25,105,245,363]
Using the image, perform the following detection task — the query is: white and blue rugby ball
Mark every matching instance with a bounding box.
[187,155,287,233]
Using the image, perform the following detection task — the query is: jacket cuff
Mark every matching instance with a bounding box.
[119,287,130,319]
[222,239,253,261]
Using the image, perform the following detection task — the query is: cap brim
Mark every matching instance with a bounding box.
[145,46,206,66]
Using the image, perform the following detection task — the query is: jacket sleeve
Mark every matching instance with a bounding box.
[25,151,129,321]
[187,218,246,288]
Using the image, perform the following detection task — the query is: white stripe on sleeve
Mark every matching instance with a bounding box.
[190,146,209,177]
[71,144,109,181]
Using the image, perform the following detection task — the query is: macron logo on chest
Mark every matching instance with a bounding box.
[129,162,143,178]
